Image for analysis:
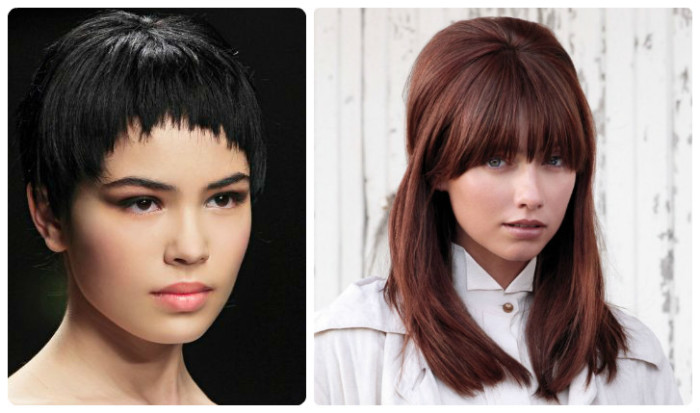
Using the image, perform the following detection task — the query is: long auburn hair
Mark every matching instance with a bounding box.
[384,17,627,400]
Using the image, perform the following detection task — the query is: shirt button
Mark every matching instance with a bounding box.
[502,302,514,313]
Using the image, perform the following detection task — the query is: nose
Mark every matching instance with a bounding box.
[514,163,544,210]
[164,209,210,266]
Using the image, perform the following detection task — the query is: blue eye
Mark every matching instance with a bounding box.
[486,157,506,168]
[546,156,564,167]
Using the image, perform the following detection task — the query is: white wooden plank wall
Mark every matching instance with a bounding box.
[314,8,692,402]
[670,8,693,404]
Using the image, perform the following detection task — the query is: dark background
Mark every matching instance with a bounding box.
[8,8,306,405]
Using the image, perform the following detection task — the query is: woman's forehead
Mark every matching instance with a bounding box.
[102,122,249,186]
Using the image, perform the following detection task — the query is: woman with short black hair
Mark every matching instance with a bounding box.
[10,10,265,404]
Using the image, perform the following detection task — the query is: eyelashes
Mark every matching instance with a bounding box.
[118,191,248,215]
[120,197,161,214]
[486,157,507,168]
[485,155,566,169]
[205,192,247,209]
[545,155,564,167]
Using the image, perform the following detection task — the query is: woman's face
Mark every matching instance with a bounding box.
[63,122,251,344]
[443,148,576,276]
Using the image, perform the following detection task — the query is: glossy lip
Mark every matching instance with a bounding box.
[151,282,213,312]
[504,219,546,227]
[502,219,546,240]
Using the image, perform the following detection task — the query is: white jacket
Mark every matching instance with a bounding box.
[315,245,682,405]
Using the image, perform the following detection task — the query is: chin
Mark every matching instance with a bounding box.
[144,327,209,345]
[130,316,216,345]
[499,244,544,263]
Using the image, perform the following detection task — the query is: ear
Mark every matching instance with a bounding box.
[435,180,448,192]
[26,184,67,253]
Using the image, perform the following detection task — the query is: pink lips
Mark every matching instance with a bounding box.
[151,282,212,312]
[503,219,546,240]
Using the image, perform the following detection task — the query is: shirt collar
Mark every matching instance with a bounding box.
[451,243,536,294]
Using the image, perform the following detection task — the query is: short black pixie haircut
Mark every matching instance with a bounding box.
[17,10,266,218]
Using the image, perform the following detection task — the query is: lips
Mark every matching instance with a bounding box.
[504,219,545,228]
[151,282,213,312]
[503,219,546,240]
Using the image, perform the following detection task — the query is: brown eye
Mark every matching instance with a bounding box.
[206,192,240,209]
[136,199,153,210]
[120,197,161,214]
[214,194,231,207]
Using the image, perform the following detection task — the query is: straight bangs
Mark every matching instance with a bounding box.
[19,11,265,216]
[435,48,591,181]
[391,17,625,400]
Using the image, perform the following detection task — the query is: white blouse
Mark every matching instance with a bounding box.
[314,244,682,405]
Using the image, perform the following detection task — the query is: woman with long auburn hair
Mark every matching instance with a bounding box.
[315,16,681,404]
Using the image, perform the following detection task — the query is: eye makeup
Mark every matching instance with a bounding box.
[111,189,249,215]
[117,196,163,214]
[100,171,250,216]
[204,190,249,209]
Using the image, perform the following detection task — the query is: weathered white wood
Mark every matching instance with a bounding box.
[670,6,692,402]
[601,9,638,314]
[634,9,672,354]
[535,8,558,28]
[567,9,606,219]
[504,7,536,21]
[416,9,447,52]
[338,9,365,294]
[387,9,417,192]
[314,9,341,310]
[362,8,391,277]
[447,8,471,25]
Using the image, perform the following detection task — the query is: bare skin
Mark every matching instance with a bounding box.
[455,229,531,289]
[444,147,576,289]
[10,123,251,404]
[9,277,214,405]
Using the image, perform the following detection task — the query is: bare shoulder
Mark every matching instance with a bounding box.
[186,379,217,405]
[8,363,60,405]
[8,351,91,404]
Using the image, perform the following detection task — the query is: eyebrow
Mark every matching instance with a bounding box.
[206,172,250,190]
[102,177,175,191]
[101,172,250,191]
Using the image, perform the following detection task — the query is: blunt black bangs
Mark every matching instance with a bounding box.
[18,11,266,217]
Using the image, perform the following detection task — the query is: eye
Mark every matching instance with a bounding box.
[205,192,245,209]
[545,155,564,167]
[121,197,162,214]
[486,157,506,168]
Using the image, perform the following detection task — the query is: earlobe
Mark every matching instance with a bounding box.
[26,184,67,253]
[436,181,448,192]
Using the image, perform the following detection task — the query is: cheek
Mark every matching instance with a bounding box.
[207,211,252,284]
[448,173,510,225]
[548,173,577,218]
[67,212,159,299]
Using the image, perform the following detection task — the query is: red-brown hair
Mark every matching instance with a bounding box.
[385,17,627,400]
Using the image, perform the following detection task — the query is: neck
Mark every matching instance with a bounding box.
[455,234,528,289]
[42,279,206,404]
